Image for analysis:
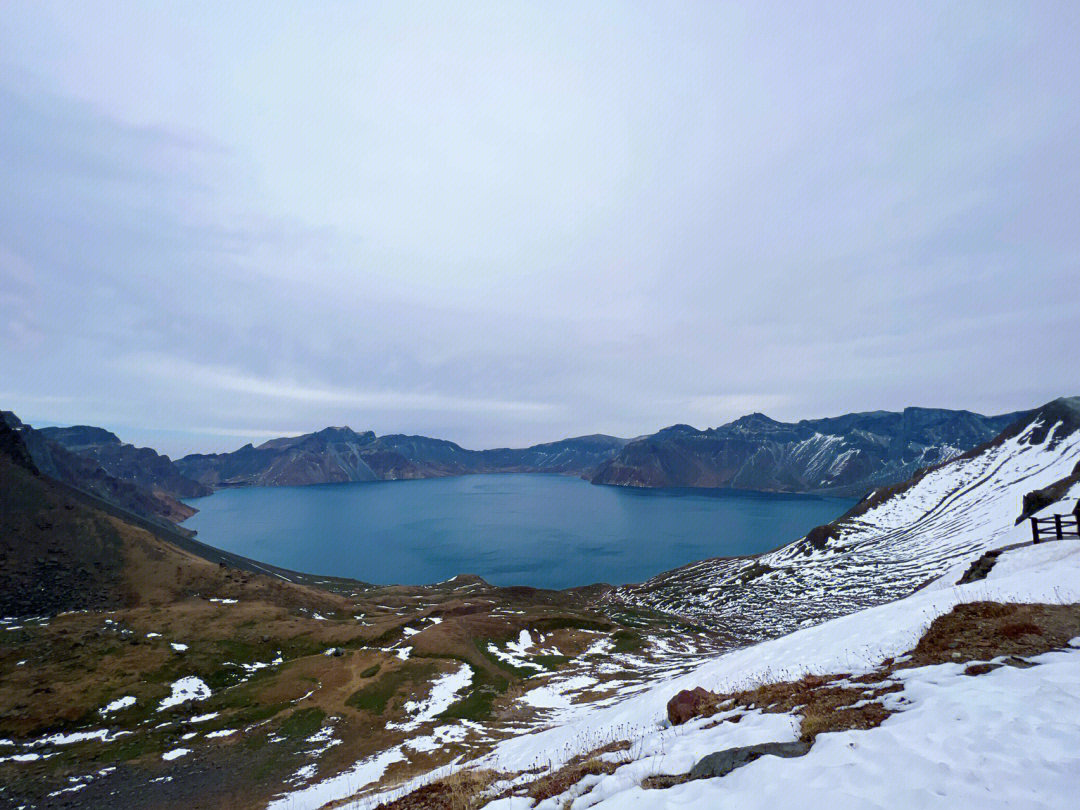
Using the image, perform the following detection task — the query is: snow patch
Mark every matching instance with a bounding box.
[390,664,474,731]
[158,677,211,711]
[99,696,135,715]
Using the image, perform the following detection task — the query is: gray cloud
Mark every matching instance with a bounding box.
[1,2,1078,456]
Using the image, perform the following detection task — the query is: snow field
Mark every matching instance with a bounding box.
[352,539,1080,809]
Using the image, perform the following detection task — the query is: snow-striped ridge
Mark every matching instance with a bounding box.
[610,414,1080,642]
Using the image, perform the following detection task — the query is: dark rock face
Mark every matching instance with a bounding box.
[956,549,1004,585]
[804,523,842,551]
[1017,460,1080,524]
[688,741,812,780]
[2,413,199,526]
[591,407,1031,495]
[1020,486,1065,521]
[39,425,211,499]
[667,687,716,725]
[176,429,629,489]
[0,421,125,615]
[0,411,36,472]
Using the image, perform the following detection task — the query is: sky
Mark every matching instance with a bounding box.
[2,1,1078,457]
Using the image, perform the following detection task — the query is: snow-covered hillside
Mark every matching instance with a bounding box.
[609,399,1080,642]
[352,497,1080,810]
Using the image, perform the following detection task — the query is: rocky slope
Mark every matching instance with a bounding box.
[1,412,201,525]
[606,397,1080,640]
[590,406,1027,495]
[39,423,211,498]
[175,428,629,489]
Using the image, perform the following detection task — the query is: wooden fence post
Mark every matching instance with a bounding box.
[1056,514,1064,540]
[1031,517,1041,543]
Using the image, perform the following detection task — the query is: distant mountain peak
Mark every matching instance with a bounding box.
[310,425,376,443]
[38,425,122,448]
[726,412,781,429]
[315,425,359,435]
[655,423,700,436]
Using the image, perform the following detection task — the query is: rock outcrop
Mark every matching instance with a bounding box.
[667,687,717,725]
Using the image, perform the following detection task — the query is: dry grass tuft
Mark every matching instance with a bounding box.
[999,621,1044,639]
[798,700,892,742]
[444,769,499,810]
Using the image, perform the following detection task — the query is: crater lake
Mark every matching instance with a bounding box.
[183,474,857,589]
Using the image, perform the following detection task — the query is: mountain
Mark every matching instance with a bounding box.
[41,405,1031,498]
[606,396,1080,638]
[590,406,1029,495]
[470,433,633,473]
[1,412,202,525]
[38,424,211,498]
[175,428,629,489]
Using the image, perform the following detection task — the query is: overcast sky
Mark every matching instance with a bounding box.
[2,2,1078,456]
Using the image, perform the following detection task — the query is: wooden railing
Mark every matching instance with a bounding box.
[1031,513,1080,543]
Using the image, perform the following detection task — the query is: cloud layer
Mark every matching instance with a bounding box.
[2,2,1078,455]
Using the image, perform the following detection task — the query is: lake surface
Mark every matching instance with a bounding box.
[183,474,856,590]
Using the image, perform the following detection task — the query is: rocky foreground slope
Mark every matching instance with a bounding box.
[407,539,1080,810]
[591,407,1026,495]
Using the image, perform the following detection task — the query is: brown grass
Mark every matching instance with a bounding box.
[998,621,1044,639]
[703,674,901,743]
[373,768,499,810]
[797,700,892,742]
[526,757,617,802]
[904,602,1080,666]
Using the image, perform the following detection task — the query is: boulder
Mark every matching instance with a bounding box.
[666,687,715,725]
[688,741,811,780]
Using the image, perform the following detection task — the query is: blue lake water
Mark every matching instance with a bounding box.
[183,474,856,590]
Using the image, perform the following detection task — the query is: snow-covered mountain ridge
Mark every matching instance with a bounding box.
[590,406,1025,494]
[606,398,1080,642]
